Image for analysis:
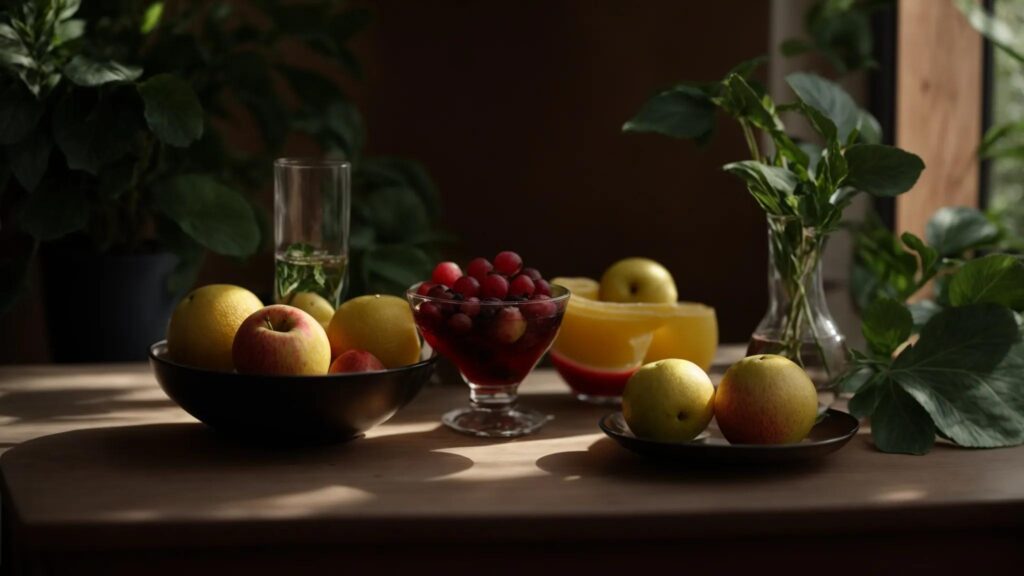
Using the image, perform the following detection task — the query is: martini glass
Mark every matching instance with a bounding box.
[406,283,569,438]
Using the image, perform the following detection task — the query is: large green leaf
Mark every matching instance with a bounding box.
[52,88,141,174]
[0,82,43,145]
[861,297,912,358]
[153,174,259,258]
[900,232,938,278]
[891,304,1024,448]
[64,56,142,87]
[948,254,1024,310]
[785,72,860,142]
[362,187,429,244]
[7,130,50,191]
[843,144,924,197]
[925,206,1000,257]
[869,378,937,455]
[137,74,203,147]
[364,244,433,296]
[622,85,715,140]
[19,180,89,241]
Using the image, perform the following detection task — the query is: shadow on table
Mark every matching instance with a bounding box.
[535,437,830,482]
[0,387,174,423]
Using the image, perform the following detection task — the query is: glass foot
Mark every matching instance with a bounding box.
[442,406,552,438]
[575,393,621,406]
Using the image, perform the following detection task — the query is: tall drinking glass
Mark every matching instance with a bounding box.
[274,158,351,307]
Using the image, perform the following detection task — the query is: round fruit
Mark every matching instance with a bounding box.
[431,262,462,287]
[167,284,263,371]
[533,278,551,297]
[622,359,715,443]
[481,274,510,299]
[521,267,543,282]
[493,251,523,276]
[509,274,535,298]
[330,349,385,373]
[327,294,422,369]
[282,291,335,330]
[714,354,818,445]
[453,275,481,298]
[466,257,493,281]
[599,257,678,304]
[232,305,332,376]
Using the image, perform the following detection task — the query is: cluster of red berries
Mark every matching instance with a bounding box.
[417,251,552,302]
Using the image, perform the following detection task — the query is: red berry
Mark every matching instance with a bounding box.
[447,313,473,334]
[493,251,522,276]
[523,294,556,319]
[452,275,480,298]
[417,302,443,328]
[533,278,551,296]
[509,274,535,298]
[431,261,462,287]
[427,284,453,300]
[521,267,543,282]
[466,257,493,281]
[460,297,481,317]
[481,274,509,299]
[417,281,437,296]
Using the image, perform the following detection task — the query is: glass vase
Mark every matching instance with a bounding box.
[747,215,848,407]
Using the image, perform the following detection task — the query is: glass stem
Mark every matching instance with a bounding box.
[469,384,518,412]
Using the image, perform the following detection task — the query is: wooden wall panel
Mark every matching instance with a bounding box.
[896,0,984,238]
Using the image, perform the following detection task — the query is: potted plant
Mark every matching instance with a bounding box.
[623,60,924,395]
[0,0,446,361]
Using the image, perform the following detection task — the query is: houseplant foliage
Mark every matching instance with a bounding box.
[780,0,891,76]
[623,61,924,380]
[0,0,445,317]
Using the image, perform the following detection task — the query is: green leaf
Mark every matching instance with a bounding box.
[324,100,364,159]
[54,19,84,46]
[623,85,715,140]
[19,180,89,241]
[7,130,50,191]
[870,379,936,455]
[857,109,882,144]
[925,206,1000,257]
[722,161,798,214]
[58,0,82,20]
[892,304,1024,448]
[862,297,912,358]
[141,2,164,34]
[848,375,881,416]
[980,121,1024,159]
[900,232,938,277]
[153,174,260,258]
[0,81,43,145]
[364,244,433,295]
[948,254,1024,310]
[138,74,204,147]
[843,144,924,197]
[785,72,860,142]
[362,187,429,244]
[955,0,1024,64]
[52,87,141,174]
[64,56,142,87]
[727,54,767,79]
[780,38,813,57]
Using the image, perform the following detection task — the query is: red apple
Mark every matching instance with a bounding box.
[330,349,386,374]
[232,305,331,375]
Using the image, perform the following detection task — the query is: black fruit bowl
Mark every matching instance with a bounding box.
[149,340,436,445]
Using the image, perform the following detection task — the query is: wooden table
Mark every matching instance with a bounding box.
[1,347,1022,575]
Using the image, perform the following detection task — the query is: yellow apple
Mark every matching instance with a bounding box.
[599,257,678,304]
[714,354,818,444]
[231,305,331,375]
[622,359,715,442]
[282,291,335,330]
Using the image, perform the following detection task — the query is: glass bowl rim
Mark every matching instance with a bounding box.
[406,281,570,306]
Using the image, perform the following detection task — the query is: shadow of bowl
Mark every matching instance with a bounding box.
[149,341,436,446]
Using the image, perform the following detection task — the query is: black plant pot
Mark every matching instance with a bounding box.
[41,240,180,363]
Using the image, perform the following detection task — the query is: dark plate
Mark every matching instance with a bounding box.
[149,340,436,446]
[599,409,859,464]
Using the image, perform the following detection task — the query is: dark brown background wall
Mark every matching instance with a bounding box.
[356,0,771,340]
[0,0,770,362]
